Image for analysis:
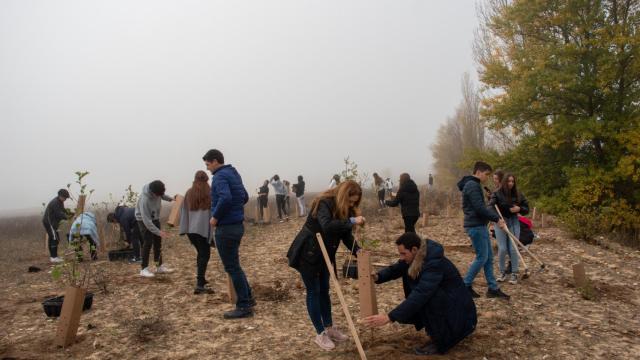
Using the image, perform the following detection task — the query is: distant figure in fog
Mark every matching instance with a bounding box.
[328,174,340,190]
[43,189,71,263]
[373,173,386,209]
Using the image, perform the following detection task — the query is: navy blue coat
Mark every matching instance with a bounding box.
[114,206,137,242]
[457,175,499,228]
[376,240,477,354]
[211,165,249,225]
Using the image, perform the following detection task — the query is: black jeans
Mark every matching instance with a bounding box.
[129,224,142,259]
[188,233,211,287]
[403,215,420,233]
[138,220,162,269]
[276,195,288,219]
[377,189,386,208]
[43,222,59,258]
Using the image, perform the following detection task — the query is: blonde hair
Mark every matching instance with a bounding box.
[311,180,362,220]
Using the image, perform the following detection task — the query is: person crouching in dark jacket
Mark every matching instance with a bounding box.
[286,180,364,351]
[107,205,142,263]
[363,233,477,356]
[385,173,421,232]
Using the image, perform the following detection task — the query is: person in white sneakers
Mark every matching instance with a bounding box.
[135,180,175,277]
[43,189,71,263]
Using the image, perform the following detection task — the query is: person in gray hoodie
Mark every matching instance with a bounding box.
[270,175,289,222]
[179,170,214,294]
[135,180,175,278]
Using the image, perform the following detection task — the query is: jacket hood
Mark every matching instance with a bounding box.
[142,183,153,198]
[114,205,125,220]
[408,239,444,278]
[402,179,419,193]
[457,175,479,191]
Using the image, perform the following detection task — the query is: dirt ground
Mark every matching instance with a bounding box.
[1,212,639,360]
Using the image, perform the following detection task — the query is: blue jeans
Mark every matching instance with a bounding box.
[494,217,521,274]
[464,226,499,290]
[301,267,332,334]
[215,224,253,309]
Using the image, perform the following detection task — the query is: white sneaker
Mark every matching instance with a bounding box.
[497,273,507,282]
[156,264,174,274]
[326,327,349,342]
[509,274,518,285]
[314,331,335,351]
[140,267,155,278]
[50,257,63,264]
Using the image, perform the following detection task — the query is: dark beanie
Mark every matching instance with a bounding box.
[149,180,166,196]
[58,189,70,199]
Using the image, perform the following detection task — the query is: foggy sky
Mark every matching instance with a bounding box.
[0,0,478,213]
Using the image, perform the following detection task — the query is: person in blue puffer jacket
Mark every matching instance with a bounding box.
[457,161,509,300]
[203,149,253,320]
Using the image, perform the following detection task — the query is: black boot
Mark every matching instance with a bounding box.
[415,342,438,356]
[223,308,254,319]
[467,286,480,298]
[486,288,510,300]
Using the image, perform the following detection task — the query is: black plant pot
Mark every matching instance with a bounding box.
[108,248,134,261]
[42,292,94,318]
[342,262,358,279]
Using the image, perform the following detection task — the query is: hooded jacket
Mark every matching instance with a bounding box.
[457,175,499,228]
[294,180,305,197]
[42,197,68,229]
[270,179,287,196]
[385,179,420,217]
[135,183,173,236]
[114,206,137,242]
[376,239,477,354]
[211,165,249,225]
[68,212,101,246]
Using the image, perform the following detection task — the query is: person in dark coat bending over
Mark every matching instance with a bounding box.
[363,232,477,356]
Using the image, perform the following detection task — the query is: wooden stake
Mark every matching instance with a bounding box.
[541,214,545,228]
[572,262,587,288]
[227,274,237,304]
[264,204,271,224]
[357,250,378,318]
[316,234,367,360]
[421,212,428,228]
[75,195,86,215]
[532,207,537,221]
[45,233,49,255]
[167,195,184,227]
[55,286,86,347]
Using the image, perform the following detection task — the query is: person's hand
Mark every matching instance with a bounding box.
[210,217,218,227]
[159,231,169,238]
[354,216,366,225]
[510,206,521,213]
[371,272,379,282]
[497,219,507,230]
[362,314,390,328]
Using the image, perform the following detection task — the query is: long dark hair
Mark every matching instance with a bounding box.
[500,173,520,204]
[186,170,211,211]
[373,173,383,186]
